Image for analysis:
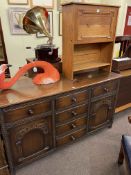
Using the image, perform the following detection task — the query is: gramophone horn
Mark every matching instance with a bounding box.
[23,6,53,44]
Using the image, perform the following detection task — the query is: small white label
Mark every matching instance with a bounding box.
[49,51,52,55]
[96,9,100,13]
[33,67,37,72]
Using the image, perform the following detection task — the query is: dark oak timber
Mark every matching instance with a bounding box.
[0,71,121,175]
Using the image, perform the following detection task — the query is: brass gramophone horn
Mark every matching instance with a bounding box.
[23,6,53,45]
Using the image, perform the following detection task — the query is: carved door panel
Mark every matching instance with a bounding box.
[0,134,9,175]
[89,97,114,131]
[7,116,53,166]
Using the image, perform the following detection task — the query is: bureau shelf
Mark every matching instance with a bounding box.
[73,62,110,72]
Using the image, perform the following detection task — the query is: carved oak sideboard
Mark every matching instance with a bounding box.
[0,71,121,175]
[0,131,10,175]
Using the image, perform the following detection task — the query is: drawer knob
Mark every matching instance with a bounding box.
[71,123,76,129]
[72,111,77,116]
[91,113,96,118]
[28,109,34,115]
[96,9,100,13]
[104,88,109,92]
[71,135,76,141]
[44,146,50,151]
[72,97,77,103]
[108,106,112,110]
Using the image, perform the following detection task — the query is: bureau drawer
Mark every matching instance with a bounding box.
[55,90,88,110]
[3,99,51,123]
[91,81,118,98]
[56,104,88,124]
[56,116,87,136]
[56,128,86,147]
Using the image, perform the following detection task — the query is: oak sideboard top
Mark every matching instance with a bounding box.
[0,71,121,108]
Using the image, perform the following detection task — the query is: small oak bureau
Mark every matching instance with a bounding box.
[0,72,121,175]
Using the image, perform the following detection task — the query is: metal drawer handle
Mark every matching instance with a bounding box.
[91,113,96,118]
[108,106,112,110]
[44,146,50,151]
[72,111,77,116]
[72,97,77,103]
[28,109,34,115]
[104,88,109,92]
[71,123,76,129]
[16,140,21,145]
[71,135,76,141]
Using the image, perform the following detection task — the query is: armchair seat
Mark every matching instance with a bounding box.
[118,117,131,175]
[122,135,131,170]
[118,135,131,174]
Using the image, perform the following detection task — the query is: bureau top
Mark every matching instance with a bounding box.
[0,72,121,108]
[62,2,120,8]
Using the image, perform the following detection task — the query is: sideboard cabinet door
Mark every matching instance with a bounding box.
[7,116,53,166]
[0,135,9,175]
[89,97,115,131]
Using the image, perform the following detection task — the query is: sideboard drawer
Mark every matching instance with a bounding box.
[91,80,118,98]
[55,90,88,110]
[56,128,86,147]
[56,116,87,136]
[56,104,88,124]
[3,99,51,123]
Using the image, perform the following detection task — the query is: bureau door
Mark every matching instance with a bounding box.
[75,5,118,43]
[7,116,53,166]
[89,97,115,131]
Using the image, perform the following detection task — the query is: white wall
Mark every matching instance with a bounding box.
[0,0,130,76]
[0,0,62,76]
